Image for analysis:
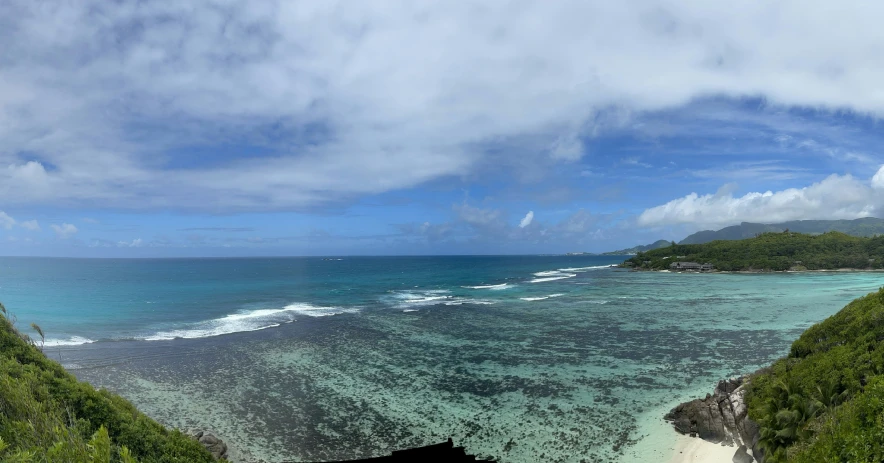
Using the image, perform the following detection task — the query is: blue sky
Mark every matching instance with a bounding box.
[3,1,884,257]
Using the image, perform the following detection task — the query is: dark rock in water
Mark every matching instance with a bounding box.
[294,438,494,462]
[190,430,229,460]
[664,376,762,462]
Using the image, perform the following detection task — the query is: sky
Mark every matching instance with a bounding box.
[3,1,884,257]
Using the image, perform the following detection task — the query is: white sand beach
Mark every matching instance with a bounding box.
[668,434,736,463]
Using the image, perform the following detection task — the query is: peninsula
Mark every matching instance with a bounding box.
[622,231,884,272]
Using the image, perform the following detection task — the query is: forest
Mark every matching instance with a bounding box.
[746,287,884,462]
[622,231,884,271]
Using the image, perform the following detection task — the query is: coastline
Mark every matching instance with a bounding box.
[623,398,739,463]
[668,435,735,463]
[627,267,884,273]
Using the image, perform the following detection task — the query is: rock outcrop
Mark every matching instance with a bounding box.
[664,377,762,462]
[190,430,229,461]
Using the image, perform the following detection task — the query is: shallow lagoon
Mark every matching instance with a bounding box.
[4,257,882,462]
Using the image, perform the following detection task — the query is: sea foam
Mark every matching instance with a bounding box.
[461,283,514,290]
[145,303,357,341]
[388,289,494,309]
[44,336,96,347]
[558,265,614,272]
[520,293,565,301]
[529,273,576,283]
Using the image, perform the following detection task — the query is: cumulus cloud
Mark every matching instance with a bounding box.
[0,212,15,230]
[117,238,143,248]
[0,212,44,231]
[519,211,535,228]
[639,166,884,229]
[19,220,40,231]
[3,1,884,210]
[50,223,78,239]
[454,203,505,230]
[400,202,619,248]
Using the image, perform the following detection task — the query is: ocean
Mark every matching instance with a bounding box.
[1,256,881,462]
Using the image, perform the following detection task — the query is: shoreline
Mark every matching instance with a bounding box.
[627,267,884,274]
[668,434,735,463]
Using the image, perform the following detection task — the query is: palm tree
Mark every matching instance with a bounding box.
[814,380,848,412]
[757,378,822,462]
[30,323,45,352]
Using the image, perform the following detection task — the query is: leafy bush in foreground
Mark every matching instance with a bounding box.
[0,302,219,463]
[746,288,884,462]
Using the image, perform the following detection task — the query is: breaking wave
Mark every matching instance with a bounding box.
[387,290,495,309]
[145,303,358,341]
[44,336,96,347]
[520,293,565,301]
[461,283,514,290]
[529,274,577,283]
[558,265,615,272]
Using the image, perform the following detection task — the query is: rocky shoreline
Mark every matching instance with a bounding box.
[664,377,762,463]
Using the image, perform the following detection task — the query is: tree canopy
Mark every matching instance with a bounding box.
[622,231,884,271]
[747,287,884,462]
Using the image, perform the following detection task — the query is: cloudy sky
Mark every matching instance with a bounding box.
[3,0,884,256]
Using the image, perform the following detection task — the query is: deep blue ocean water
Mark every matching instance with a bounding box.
[0,256,626,344]
[2,256,882,462]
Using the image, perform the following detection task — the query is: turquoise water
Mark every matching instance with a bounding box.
[1,256,882,462]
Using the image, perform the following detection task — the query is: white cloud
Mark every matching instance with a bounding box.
[402,204,618,247]
[0,212,43,231]
[117,238,143,248]
[519,211,534,228]
[19,220,40,231]
[454,203,505,229]
[872,166,884,190]
[0,212,15,230]
[639,166,884,229]
[50,223,78,239]
[621,157,652,168]
[2,1,884,210]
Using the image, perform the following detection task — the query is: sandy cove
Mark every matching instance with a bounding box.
[669,435,736,463]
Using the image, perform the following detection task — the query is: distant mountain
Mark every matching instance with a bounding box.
[679,218,884,245]
[602,239,673,255]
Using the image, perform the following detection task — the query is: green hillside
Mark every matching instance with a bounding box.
[0,303,219,463]
[602,239,673,255]
[624,231,884,271]
[679,218,884,245]
[746,287,884,462]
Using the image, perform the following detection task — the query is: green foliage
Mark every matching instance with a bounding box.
[89,426,111,463]
[0,307,221,463]
[602,239,673,255]
[746,288,884,462]
[679,217,884,245]
[623,231,884,272]
[30,323,44,351]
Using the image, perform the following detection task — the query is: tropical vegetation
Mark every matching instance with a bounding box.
[745,287,884,462]
[678,217,884,244]
[601,239,674,255]
[623,231,884,271]
[0,302,220,463]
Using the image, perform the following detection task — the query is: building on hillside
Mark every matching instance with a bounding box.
[670,262,714,272]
